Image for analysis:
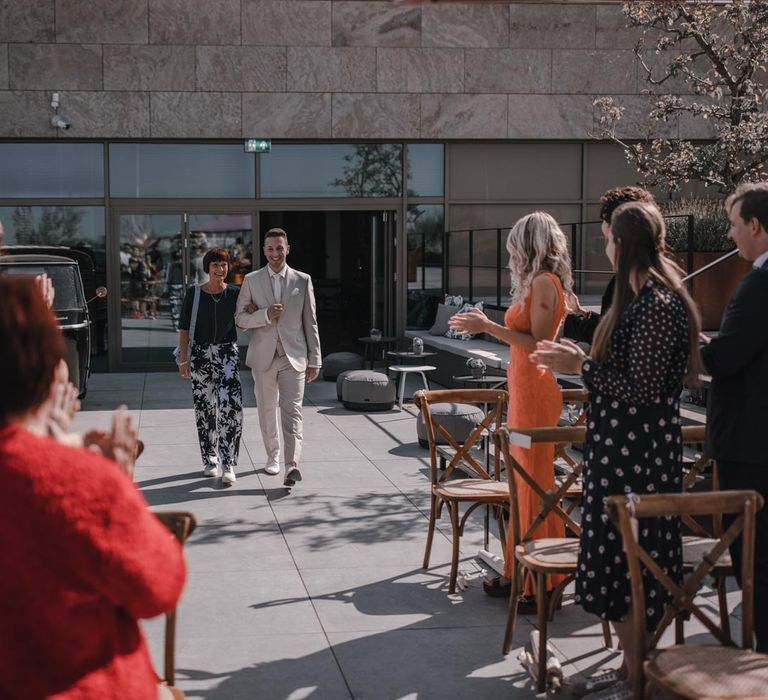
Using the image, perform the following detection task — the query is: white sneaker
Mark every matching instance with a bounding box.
[264,460,280,476]
[222,467,237,485]
[203,464,219,477]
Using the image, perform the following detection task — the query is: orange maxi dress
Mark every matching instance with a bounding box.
[504,272,567,596]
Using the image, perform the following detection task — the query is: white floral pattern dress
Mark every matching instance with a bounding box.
[576,279,689,629]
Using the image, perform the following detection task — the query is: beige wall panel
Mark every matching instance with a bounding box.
[583,142,644,200]
[104,46,195,91]
[150,92,240,138]
[449,143,581,201]
[243,0,331,47]
[465,49,551,94]
[0,2,54,43]
[508,94,594,139]
[332,93,419,139]
[149,0,240,45]
[422,4,508,49]
[288,47,376,92]
[56,0,148,44]
[242,92,331,138]
[552,49,637,95]
[0,91,51,136]
[59,91,150,138]
[449,203,581,233]
[377,48,463,93]
[509,4,596,50]
[421,94,507,139]
[0,45,7,89]
[332,2,420,48]
[196,46,286,92]
[9,44,101,90]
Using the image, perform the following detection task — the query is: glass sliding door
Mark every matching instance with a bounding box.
[117,211,253,366]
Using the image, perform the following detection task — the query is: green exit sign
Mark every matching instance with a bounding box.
[244,139,271,153]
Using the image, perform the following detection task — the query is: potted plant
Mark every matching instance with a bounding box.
[466,357,486,379]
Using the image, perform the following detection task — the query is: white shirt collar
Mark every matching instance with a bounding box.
[269,265,288,279]
[753,249,768,270]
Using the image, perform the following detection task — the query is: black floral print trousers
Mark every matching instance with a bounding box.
[190,342,243,469]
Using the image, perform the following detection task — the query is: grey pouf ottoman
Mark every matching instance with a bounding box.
[336,369,355,401]
[341,370,396,411]
[417,402,485,448]
[323,352,365,381]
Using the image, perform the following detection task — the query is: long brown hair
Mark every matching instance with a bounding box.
[591,201,703,386]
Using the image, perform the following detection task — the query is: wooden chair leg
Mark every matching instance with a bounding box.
[503,562,522,654]
[716,576,731,638]
[601,620,613,649]
[423,493,438,569]
[448,500,461,594]
[536,572,548,693]
[675,614,684,645]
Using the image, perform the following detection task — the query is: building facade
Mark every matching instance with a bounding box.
[0,1,710,370]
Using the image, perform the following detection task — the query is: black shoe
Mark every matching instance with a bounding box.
[284,466,302,487]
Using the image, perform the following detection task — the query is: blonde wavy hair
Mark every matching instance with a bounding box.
[507,211,573,305]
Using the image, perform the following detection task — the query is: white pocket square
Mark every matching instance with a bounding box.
[290,287,301,297]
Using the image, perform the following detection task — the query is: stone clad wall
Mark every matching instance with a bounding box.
[0,1,705,140]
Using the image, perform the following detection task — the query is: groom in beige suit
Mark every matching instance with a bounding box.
[235,228,321,486]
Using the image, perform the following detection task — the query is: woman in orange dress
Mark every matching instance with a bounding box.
[449,211,573,611]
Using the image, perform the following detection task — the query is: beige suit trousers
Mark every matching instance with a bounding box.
[253,353,305,466]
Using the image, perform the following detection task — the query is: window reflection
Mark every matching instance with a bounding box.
[0,143,103,198]
[261,144,403,198]
[407,144,444,197]
[407,204,444,328]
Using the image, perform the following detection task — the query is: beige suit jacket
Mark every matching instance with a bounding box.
[235,265,322,372]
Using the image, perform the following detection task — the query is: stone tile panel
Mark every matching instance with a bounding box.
[242,92,331,138]
[636,50,703,95]
[288,47,375,92]
[602,94,677,140]
[509,4,596,49]
[508,94,594,139]
[242,0,331,47]
[55,0,148,44]
[59,91,150,138]
[552,50,637,95]
[332,2,420,48]
[151,92,241,137]
[422,4,508,48]
[149,0,240,45]
[0,2,54,43]
[595,6,645,49]
[332,93,419,138]
[0,45,7,89]
[678,100,718,139]
[0,91,51,136]
[196,46,286,92]
[421,93,507,139]
[377,48,462,93]
[465,49,551,94]
[9,44,101,90]
[104,46,195,91]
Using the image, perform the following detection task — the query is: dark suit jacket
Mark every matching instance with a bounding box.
[702,260,768,466]
[562,276,615,344]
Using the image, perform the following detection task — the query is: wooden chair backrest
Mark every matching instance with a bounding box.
[494,425,586,546]
[679,425,725,537]
[605,490,763,692]
[154,511,197,687]
[415,389,509,485]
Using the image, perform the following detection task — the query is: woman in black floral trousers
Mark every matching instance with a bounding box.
[178,248,243,486]
[532,201,703,697]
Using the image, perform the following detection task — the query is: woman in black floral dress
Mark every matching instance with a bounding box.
[532,201,703,693]
[178,248,243,486]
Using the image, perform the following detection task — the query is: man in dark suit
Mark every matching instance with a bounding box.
[701,182,768,652]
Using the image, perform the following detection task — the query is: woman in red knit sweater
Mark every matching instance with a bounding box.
[0,277,186,700]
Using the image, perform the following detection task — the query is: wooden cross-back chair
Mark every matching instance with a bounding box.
[154,511,197,699]
[495,424,614,693]
[415,388,509,594]
[605,491,768,700]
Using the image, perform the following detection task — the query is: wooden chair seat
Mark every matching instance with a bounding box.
[434,478,509,502]
[683,535,732,571]
[645,645,768,700]
[517,538,580,572]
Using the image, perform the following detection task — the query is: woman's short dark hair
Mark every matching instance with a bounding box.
[202,248,230,273]
[599,186,657,223]
[0,277,65,425]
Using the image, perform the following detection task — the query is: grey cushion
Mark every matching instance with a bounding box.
[323,352,365,381]
[416,402,485,447]
[429,303,458,336]
[336,369,355,400]
[342,370,396,411]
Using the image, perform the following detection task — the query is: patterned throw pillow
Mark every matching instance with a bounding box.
[444,294,464,308]
[445,301,484,340]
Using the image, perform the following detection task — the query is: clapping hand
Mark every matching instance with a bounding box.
[83,406,139,479]
[448,308,488,335]
[529,338,587,375]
